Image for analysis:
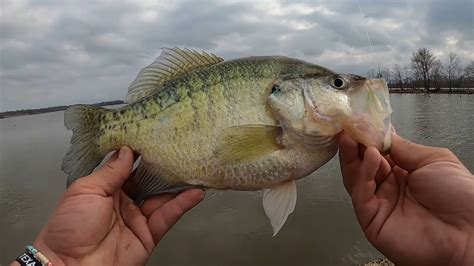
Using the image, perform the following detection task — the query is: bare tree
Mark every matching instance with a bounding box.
[431,60,444,90]
[374,66,391,83]
[411,48,436,92]
[367,69,377,79]
[367,67,390,82]
[463,61,474,88]
[402,65,414,89]
[445,52,461,91]
[392,64,404,90]
[464,61,474,79]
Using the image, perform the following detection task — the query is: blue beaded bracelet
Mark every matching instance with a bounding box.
[24,245,52,266]
[26,245,38,255]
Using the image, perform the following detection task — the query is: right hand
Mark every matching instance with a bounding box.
[338,132,474,265]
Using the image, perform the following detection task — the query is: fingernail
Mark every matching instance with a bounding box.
[187,189,205,201]
[118,147,127,159]
[196,189,205,201]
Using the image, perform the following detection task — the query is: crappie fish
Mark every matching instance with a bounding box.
[62,48,392,235]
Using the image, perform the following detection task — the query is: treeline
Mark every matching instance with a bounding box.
[367,48,474,92]
[0,100,124,119]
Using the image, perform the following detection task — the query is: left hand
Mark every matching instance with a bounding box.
[25,147,204,265]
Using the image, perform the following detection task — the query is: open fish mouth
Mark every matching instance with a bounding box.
[342,79,392,153]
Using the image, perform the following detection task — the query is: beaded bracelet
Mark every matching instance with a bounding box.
[26,245,53,266]
[16,252,41,266]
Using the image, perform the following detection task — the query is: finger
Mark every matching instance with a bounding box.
[375,173,399,202]
[119,192,155,253]
[351,147,382,228]
[358,143,367,160]
[360,147,382,183]
[338,132,360,165]
[338,133,361,194]
[148,189,204,243]
[141,193,177,218]
[389,134,454,172]
[373,156,392,188]
[384,155,396,168]
[81,146,134,196]
[392,165,408,178]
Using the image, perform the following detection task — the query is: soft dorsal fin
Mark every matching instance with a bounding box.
[125,47,224,103]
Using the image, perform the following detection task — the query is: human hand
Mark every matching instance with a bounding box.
[338,132,474,266]
[22,147,204,266]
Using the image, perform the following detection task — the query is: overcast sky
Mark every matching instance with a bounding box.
[1,0,473,111]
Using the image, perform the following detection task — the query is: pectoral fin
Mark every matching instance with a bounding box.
[262,180,297,236]
[216,125,282,164]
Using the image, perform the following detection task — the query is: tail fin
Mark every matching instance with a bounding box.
[62,105,107,187]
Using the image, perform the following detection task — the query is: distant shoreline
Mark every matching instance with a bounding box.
[389,88,473,94]
[1,89,473,119]
[0,100,124,119]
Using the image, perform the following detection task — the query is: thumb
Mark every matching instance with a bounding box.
[80,146,135,195]
[389,133,451,172]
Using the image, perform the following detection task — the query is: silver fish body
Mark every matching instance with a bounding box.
[62,48,392,235]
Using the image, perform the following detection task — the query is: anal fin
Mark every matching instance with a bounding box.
[262,180,297,236]
[123,160,201,204]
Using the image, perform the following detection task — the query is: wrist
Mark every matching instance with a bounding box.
[11,240,66,266]
[32,238,66,266]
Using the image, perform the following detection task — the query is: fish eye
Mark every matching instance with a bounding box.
[271,84,281,94]
[331,76,346,90]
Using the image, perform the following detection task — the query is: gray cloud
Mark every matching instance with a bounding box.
[1,0,473,111]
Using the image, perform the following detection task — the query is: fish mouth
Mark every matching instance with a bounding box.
[342,79,392,153]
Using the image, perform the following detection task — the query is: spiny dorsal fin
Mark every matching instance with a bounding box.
[125,48,224,103]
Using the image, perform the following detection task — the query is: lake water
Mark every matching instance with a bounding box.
[1,94,473,265]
